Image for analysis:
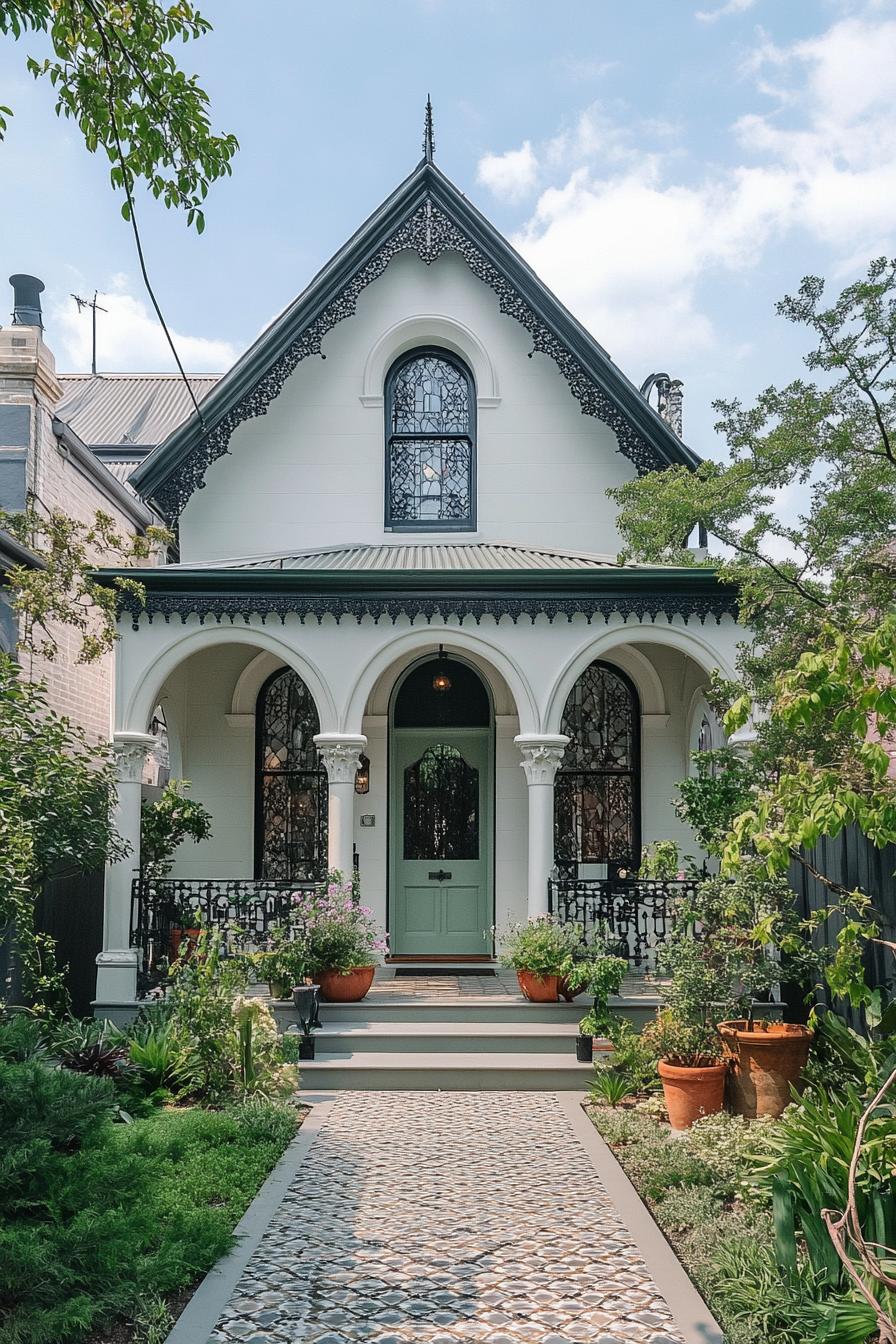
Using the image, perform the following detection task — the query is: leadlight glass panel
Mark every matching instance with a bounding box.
[386,350,474,528]
[256,669,327,881]
[404,743,479,860]
[555,662,640,875]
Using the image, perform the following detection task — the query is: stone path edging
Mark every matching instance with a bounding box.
[560,1097,723,1344]
[163,1094,338,1344]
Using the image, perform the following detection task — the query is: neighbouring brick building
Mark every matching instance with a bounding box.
[0,273,217,745]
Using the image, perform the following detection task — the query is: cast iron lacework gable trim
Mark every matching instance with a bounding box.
[153,199,665,519]
[118,589,738,629]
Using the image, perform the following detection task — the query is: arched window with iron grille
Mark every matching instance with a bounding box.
[385,347,475,530]
[255,668,328,880]
[555,661,641,878]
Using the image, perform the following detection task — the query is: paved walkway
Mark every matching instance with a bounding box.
[203,1093,698,1344]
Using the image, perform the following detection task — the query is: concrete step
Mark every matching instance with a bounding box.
[298,1050,594,1091]
[273,998,585,1027]
[313,1020,581,1055]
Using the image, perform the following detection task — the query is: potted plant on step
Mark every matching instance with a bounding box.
[499,915,584,1002]
[295,871,387,1002]
[564,945,628,1062]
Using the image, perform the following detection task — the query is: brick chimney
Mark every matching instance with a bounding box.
[0,274,62,511]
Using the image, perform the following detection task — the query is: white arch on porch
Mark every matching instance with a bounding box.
[230,650,287,715]
[123,626,338,736]
[343,627,538,735]
[542,623,738,735]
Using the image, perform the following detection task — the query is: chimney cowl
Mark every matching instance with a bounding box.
[9,274,44,329]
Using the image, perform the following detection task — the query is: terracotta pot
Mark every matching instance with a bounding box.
[718,1020,814,1119]
[658,1058,728,1131]
[168,927,200,961]
[516,970,559,1002]
[317,965,376,1002]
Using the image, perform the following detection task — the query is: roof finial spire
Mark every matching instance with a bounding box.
[423,94,435,163]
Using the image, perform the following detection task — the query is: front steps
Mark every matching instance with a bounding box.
[293,997,594,1091]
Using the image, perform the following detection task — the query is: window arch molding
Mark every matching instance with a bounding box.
[254,666,328,881]
[362,315,500,406]
[554,659,641,878]
[384,345,477,531]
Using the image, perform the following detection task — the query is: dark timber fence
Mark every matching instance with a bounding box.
[789,825,896,1030]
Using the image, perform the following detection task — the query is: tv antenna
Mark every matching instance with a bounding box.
[71,290,108,375]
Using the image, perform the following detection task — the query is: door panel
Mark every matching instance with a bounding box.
[391,729,491,956]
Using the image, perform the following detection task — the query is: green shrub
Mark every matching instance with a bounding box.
[0,1013,50,1063]
[498,914,582,976]
[0,1080,297,1344]
[127,1018,200,1097]
[590,1069,635,1107]
[607,1017,660,1093]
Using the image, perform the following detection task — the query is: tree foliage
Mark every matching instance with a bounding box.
[0,505,170,663]
[0,0,237,232]
[612,258,896,1005]
[0,655,125,1009]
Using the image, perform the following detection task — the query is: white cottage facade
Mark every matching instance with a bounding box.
[93,139,740,1009]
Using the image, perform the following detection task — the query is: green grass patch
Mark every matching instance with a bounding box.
[0,1082,299,1344]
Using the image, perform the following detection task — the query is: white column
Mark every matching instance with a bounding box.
[313,733,367,878]
[95,731,155,1005]
[515,734,569,920]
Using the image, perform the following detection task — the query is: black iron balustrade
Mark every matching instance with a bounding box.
[547,875,697,973]
[130,877,318,996]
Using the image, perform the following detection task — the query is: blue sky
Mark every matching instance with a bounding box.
[2,0,895,459]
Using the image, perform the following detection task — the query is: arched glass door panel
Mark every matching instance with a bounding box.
[555,661,640,877]
[256,668,327,881]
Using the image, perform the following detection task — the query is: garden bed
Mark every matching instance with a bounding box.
[2,1090,305,1344]
[587,1099,890,1344]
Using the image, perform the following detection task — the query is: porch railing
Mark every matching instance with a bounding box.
[130,877,317,995]
[547,875,698,973]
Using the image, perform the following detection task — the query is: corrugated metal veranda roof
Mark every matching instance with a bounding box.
[166,542,645,572]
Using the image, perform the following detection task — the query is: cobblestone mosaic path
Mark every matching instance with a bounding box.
[209,1092,686,1344]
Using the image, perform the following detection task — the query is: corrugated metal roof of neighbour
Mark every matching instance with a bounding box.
[169,542,639,572]
[56,373,221,448]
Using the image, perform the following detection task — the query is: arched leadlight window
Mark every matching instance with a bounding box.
[554,661,640,878]
[255,669,328,880]
[385,347,475,530]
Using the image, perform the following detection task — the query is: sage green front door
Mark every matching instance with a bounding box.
[390,728,491,956]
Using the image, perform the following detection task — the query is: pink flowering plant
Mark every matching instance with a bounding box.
[290,870,388,977]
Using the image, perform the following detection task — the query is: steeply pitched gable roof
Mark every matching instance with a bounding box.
[131,157,700,519]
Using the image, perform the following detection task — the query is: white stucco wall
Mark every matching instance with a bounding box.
[129,614,742,936]
[178,251,636,562]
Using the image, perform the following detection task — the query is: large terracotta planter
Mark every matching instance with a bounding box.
[317,965,376,1002]
[516,970,559,1002]
[658,1058,727,1131]
[718,1020,814,1119]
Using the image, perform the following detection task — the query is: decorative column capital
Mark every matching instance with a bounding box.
[514,734,569,786]
[313,733,368,784]
[111,732,156,784]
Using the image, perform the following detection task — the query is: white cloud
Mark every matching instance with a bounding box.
[486,9,896,371]
[50,276,238,373]
[695,0,756,22]
[476,140,538,202]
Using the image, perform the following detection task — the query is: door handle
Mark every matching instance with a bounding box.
[428,870,452,881]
